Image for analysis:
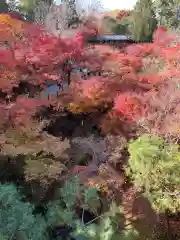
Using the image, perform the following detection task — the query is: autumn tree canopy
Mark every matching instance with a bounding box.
[0,10,180,239]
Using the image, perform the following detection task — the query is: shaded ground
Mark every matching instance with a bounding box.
[122,187,163,240]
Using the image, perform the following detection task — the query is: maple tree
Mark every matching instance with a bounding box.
[116,10,131,22]
[0,13,100,205]
[0,12,176,141]
[0,7,179,139]
[0,13,85,131]
[0,10,180,240]
[51,24,180,141]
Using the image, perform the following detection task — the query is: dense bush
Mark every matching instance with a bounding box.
[0,183,49,240]
[112,17,131,35]
[126,134,180,213]
[0,179,140,240]
[46,176,140,240]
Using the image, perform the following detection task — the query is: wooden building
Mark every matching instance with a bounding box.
[87,34,136,48]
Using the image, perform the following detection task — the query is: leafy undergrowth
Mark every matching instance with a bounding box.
[0,13,180,239]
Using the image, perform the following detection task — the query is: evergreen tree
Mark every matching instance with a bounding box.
[129,0,157,42]
[0,183,49,240]
[46,176,140,240]
[0,179,140,239]
[126,134,180,213]
[19,0,54,21]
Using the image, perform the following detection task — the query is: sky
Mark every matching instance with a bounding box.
[55,0,137,10]
[101,0,137,10]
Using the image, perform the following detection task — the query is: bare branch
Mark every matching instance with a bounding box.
[76,0,104,22]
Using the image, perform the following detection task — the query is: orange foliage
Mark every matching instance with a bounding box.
[0,70,18,93]
[0,13,86,129]
[0,14,24,42]
[126,43,154,57]
[62,25,180,137]
[0,12,180,139]
[116,10,131,22]
[103,9,131,23]
[0,14,12,25]
[113,93,145,122]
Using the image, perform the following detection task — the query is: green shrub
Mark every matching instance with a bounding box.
[126,134,180,213]
[0,178,141,239]
[0,183,49,240]
[46,176,101,227]
[46,176,140,239]
[112,17,131,35]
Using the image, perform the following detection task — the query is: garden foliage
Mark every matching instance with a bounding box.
[0,13,84,132]
[129,0,157,41]
[46,176,140,240]
[154,0,179,27]
[126,134,180,213]
[0,9,180,240]
[103,10,132,35]
[0,183,49,240]
[0,179,140,240]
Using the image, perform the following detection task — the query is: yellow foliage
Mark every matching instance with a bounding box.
[97,182,109,193]
[67,101,99,114]
[67,102,84,114]
[0,14,25,42]
[99,165,107,177]
[88,179,109,194]
[0,14,12,25]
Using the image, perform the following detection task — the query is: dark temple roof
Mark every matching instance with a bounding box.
[87,35,136,43]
